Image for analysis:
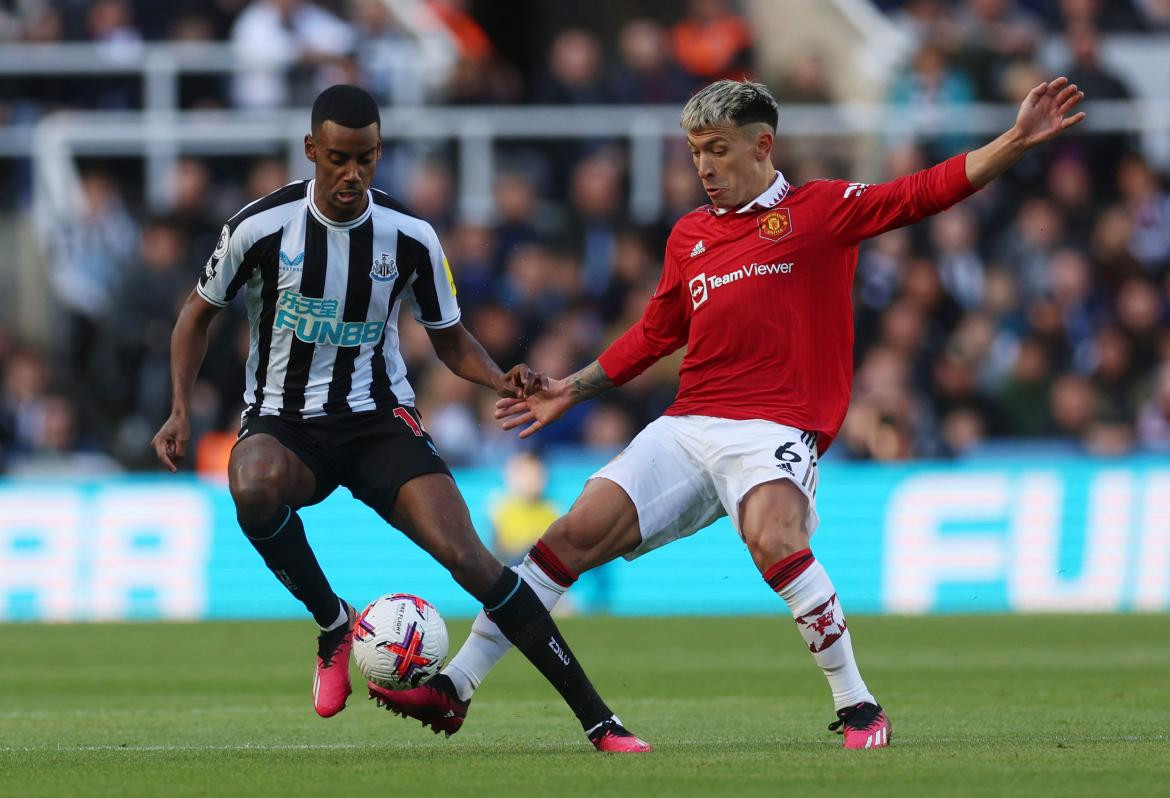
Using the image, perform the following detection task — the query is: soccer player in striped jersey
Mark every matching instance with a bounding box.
[375,77,1086,749]
[150,85,649,753]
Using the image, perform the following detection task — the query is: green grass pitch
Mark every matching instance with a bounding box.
[2,614,1167,797]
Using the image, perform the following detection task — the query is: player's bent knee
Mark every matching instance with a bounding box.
[740,480,810,570]
[230,462,289,524]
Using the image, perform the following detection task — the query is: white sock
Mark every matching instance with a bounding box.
[444,555,570,701]
[318,598,349,632]
[775,559,875,710]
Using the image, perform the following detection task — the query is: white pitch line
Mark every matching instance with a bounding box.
[1,735,1166,753]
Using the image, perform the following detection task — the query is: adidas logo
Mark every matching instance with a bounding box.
[690,240,706,258]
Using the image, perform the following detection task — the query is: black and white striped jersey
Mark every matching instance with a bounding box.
[196,179,460,418]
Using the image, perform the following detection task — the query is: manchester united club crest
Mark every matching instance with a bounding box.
[370,253,398,282]
[757,208,793,243]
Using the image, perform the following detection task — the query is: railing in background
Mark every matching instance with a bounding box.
[2,457,1167,622]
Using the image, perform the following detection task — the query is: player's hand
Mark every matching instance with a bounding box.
[495,378,572,438]
[150,413,190,473]
[496,363,548,399]
[1011,76,1085,147]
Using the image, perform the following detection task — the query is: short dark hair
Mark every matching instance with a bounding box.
[311,85,381,132]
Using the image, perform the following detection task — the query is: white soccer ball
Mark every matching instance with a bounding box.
[353,593,448,690]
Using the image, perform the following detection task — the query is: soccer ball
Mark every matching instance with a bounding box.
[352,593,448,690]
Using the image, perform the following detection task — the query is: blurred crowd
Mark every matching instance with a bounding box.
[0,0,1168,475]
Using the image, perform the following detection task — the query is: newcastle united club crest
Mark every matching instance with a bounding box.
[371,253,398,282]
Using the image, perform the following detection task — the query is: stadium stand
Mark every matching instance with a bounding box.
[0,0,1168,476]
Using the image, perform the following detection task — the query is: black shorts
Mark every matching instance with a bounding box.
[235,406,451,521]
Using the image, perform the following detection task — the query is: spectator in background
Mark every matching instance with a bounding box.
[491,169,546,275]
[559,152,625,296]
[1133,0,1170,28]
[497,243,565,332]
[1059,0,1145,31]
[1046,247,1098,367]
[105,217,191,425]
[929,206,985,310]
[244,156,291,200]
[607,18,691,105]
[994,336,1054,436]
[350,0,413,104]
[534,28,606,104]
[49,170,137,381]
[776,53,833,105]
[668,0,752,86]
[402,157,456,232]
[1117,153,1170,274]
[956,0,1043,99]
[1137,362,1170,450]
[491,453,559,566]
[887,44,978,158]
[444,222,496,307]
[1063,21,1132,101]
[85,0,143,109]
[995,197,1067,301]
[168,157,217,248]
[1,348,51,457]
[6,393,122,475]
[230,0,354,108]
[426,0,521,104]
[1046,155,1096,248]
[87,0,141,52]
[1061,21,1135,191]
[889,0,965,53]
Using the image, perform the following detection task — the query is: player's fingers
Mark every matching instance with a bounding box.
[1053,83,1078,106]
[155,440,177,473]
[500,411,536,431]
[496,396,523,411]
[518,419,544,439]
[1062,111,1087,129]
[1058,91,1084,115]
[1046,76,1069,94]
[1024,81,1048,105]
[494,400,528,419]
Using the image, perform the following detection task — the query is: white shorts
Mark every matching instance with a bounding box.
[590,415,821,560]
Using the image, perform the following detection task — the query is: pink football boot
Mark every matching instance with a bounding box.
[312,602,355,718]
[588,717,653,753]
[368,678,470,736]
[829,702,892,749]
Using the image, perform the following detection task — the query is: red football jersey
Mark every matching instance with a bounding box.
[598,153,978,453]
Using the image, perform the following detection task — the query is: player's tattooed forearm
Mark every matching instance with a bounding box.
[568,361,613,401]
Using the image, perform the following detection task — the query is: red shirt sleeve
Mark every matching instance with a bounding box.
[598,244,690,385]
[824,153,978,245]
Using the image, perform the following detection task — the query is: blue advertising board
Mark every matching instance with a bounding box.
[1,457,1167,621]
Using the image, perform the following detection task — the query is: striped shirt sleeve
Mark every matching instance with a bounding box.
[407,224,461,329]
[196,221,245,307]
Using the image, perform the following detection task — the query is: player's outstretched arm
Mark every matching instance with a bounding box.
[965,76,1085,189]
[426,322,546,398]
[151,290,221,472]
[495,360,615,439]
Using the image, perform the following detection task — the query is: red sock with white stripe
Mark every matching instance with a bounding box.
[444,541,576,701]
[764,548,875,711]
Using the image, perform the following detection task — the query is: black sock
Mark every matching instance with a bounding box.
[483,569,611,732]
[240,505,341,628]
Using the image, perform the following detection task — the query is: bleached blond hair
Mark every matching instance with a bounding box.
[680,79,779,133]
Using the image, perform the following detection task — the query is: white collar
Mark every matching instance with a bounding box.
[306,179,374,230]
[712,170,790,215]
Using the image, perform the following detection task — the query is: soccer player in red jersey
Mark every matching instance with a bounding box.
[370,77,1085,749]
